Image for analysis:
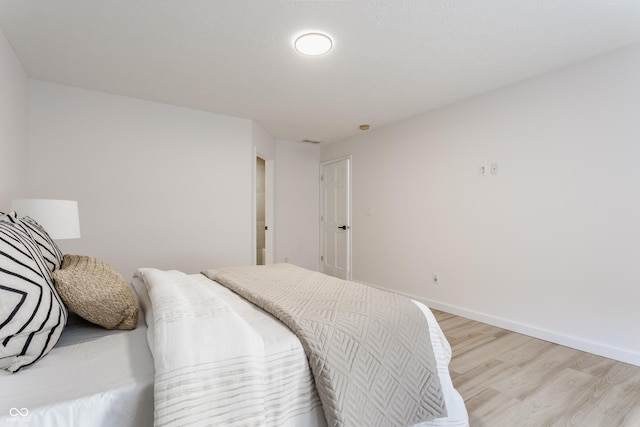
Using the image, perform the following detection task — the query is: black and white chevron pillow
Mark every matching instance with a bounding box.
[0,211,64,272]
[0,214,68,372]
[20,215,64,271]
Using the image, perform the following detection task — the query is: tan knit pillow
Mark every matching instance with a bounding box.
[52,254,138,330]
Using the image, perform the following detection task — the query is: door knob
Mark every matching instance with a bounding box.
[338,225,350,230]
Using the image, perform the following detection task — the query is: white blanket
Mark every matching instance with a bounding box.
[135,268,326,427]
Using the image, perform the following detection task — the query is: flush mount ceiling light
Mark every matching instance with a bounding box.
[294,32,333,56]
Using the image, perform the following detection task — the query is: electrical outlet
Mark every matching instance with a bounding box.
[433,274,440,284]
[478,165,487,177]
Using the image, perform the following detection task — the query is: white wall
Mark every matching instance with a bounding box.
[252,122,275,160]
[275,140,321,270]
[0,26,28,211]
[321,44,640,365]
[27,81,254,279]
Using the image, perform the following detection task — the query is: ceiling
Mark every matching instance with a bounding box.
[1,1,640,144]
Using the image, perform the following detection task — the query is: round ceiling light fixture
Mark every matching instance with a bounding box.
[294,32,333,56]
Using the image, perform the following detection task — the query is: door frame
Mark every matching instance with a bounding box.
[319,155,352,279]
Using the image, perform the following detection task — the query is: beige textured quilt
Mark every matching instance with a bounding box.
[203,264,447,427]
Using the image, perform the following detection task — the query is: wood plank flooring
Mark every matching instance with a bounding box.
[432,310,640,427]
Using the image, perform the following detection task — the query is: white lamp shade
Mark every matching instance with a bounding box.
[11,199,81,239]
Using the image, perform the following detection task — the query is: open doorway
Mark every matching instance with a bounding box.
[256,156,266,265]
[255,154,273,265]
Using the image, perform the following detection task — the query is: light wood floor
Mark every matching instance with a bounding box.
[432,310,640,427]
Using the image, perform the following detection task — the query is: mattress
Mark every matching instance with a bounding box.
[0,295,154,427]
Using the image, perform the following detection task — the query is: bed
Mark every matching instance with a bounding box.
[1,211,468,427]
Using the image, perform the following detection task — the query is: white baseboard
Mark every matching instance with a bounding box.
[361,282,640,367]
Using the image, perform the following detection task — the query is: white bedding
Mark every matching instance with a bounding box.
[136,268,469,427]
[135,268,327,427]
[0,309,154,426]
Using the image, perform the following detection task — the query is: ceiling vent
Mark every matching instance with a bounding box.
[301,139,322,144]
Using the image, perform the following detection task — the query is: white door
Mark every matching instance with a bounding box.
[321,158,351,279]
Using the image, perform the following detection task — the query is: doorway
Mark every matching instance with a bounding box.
[256,157,266,265]
[255,154,273,265]
[320,157,351,279]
